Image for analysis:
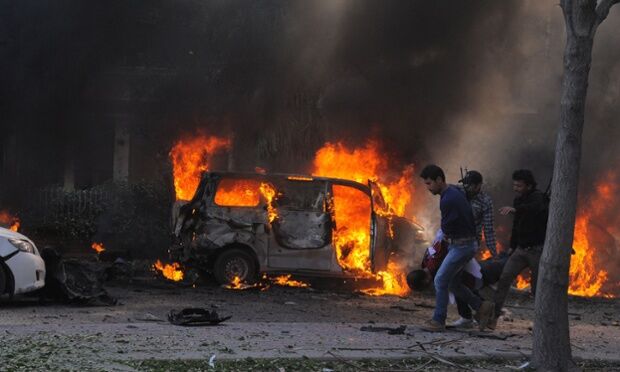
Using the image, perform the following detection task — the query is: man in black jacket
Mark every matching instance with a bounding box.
[489,169,549,330]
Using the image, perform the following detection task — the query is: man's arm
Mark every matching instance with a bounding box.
[483,197,497,256]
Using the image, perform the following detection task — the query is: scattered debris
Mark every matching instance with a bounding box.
[208,354,216,368]
[390,305,418,312]
[167,308,231,326]
[39,247,116,306]
[360,325,406,335]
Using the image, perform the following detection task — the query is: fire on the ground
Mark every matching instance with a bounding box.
[164,134,426,296]
[155,132,618,299]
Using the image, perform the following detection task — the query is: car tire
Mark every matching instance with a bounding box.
[213,248,258,285]
[0,263,6,295]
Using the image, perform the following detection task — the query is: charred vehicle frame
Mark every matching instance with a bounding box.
[171,171,426,284]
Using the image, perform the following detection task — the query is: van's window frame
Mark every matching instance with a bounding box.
[212,177,263,208]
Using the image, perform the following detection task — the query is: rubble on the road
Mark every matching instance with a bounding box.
[168,308,231,326]
[39,247,116,306]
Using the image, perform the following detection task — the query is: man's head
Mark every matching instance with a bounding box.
[420,164,446,195]
[406,269,432,291]
[460,170,483,197]
[512,169,536,197]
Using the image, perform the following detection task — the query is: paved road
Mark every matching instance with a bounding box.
[1,280,618,370]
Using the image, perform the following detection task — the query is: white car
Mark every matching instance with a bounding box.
[0,227,46,296]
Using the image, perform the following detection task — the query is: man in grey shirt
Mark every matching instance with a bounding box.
[460,170,498,257]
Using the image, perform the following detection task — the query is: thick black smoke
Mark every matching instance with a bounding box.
[0,1,526,190]
[1,1,620,233]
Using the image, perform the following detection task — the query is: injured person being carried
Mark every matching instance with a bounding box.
[407,229,507,329]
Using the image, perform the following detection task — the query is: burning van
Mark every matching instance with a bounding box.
[171,171,426,285]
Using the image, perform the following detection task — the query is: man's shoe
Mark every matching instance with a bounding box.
[450,317,474,329]
[487,316,499,330]
[420,319,445,332]
[475,301,495,331]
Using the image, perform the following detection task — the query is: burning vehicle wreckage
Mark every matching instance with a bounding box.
[169,171,428,294]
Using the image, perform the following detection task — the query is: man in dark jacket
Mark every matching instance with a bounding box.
[418,165,495,332]
[490,169,549,330]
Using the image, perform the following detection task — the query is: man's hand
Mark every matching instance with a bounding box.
[499,206,516,215]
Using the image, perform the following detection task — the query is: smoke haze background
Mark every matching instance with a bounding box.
[0,1,619,279]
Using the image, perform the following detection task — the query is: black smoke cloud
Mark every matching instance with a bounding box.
[0,1,618,198]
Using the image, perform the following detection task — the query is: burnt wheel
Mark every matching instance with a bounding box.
[213,248,258,285]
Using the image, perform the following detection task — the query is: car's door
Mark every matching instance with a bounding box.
[329,182,373,273]
[267,177,333,271]
[369,181,391,272]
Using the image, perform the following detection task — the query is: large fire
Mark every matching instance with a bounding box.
[153,260,184,282]
[312,140,413,296]
[509,175,617,297]
[170,133,231,201]
[0,210,20,232]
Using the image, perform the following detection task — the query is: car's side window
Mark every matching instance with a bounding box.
[273,180,325,212]
[213,178,261,207]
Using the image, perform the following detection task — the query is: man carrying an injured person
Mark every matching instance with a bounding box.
[418,164,495,332]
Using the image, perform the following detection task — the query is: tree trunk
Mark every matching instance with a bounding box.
[532,0,617,370]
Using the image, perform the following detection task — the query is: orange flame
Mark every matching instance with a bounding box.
[153,260,184,282]
[361,261,410,296]
[224,276,264,290]
[0,210,20,232]
[211,178,279,222]
[568,214,608,296]
[508,175,616,297]
[91,242,105,254]
[331,184,373,273]
[214,179,261,207]
[312,140,414,296]
[227,276,243,289]
[515,274,530,290]
[479,249,493,260]
[170,133,231,201]
[271,274,309,288]
[259,182,279,223]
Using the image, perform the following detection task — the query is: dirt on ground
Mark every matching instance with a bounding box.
[1,271,619,371]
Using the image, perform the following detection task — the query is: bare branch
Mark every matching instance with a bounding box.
[594,0,620,31]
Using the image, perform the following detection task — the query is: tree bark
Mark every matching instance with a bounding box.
[532,1,617,370]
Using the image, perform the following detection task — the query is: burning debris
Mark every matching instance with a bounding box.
[0,210,21,232]
[91,242,105,254]
[153,260,184,282]
[221,274,311,290]
[223,276,265,290]
[271,275,310,288]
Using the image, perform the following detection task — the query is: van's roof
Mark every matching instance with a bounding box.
[203,170,372,192]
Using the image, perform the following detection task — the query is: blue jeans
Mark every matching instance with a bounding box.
[432,241,481,324]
